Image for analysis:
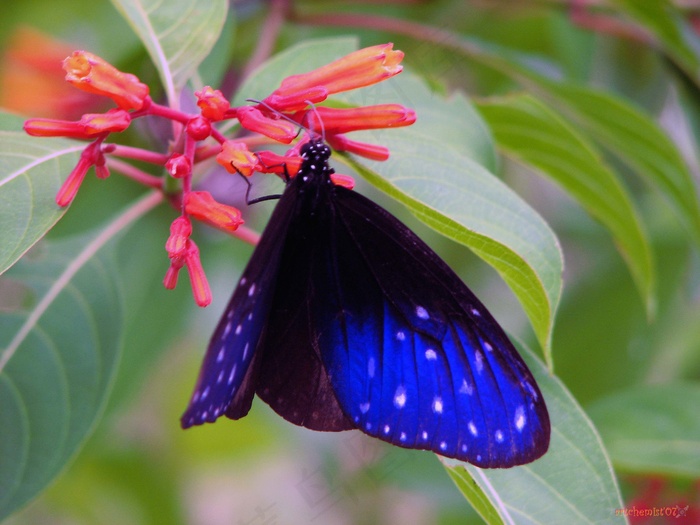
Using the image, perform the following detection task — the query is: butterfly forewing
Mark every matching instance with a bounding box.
[180,191,297,428]
[313,186,550,467]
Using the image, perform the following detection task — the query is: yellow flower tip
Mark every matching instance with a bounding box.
[217,141,258,176]
[63,51,149,110]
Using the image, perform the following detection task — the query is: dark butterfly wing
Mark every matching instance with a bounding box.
[180,189,297,428]
[311,187,550,467]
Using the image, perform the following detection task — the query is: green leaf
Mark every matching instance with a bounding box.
[344,75,562,364]
[110,0,228,104]
[588,383,700,478]
[0,128,82,276]
[477,94,655,315]
[442,339,626,524]
[420,33,700,248]
[611,0,700,79]
[0,192,160,520]
[538,80,700,247]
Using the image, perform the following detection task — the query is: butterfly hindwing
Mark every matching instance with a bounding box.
[312,186,550,467]
[180,191,297,428]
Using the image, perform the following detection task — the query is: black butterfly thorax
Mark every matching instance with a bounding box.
[287,140,339,221]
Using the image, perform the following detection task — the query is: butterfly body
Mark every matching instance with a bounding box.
[182,139,550,468]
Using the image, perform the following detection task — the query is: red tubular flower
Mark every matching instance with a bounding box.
[326,134,390,161]
[236,106,298,143]
[165,216,192,256]
[187,116,211,141]
[164,236,211,307]
[185,191,244,234]
[24,108,131,138]
[299,105,416,134]
[163,256,184,290]
[217,141,258,176]
[255,150,302,178]
[195,86,229,121]
[166,153,192,179]
[55,155,92,206]
[183,239,212,307]
[330,173,355,190]
[55,141,103,206]
[63,51,149,110]
[264,43,404,111]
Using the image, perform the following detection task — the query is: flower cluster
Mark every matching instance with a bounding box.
[24,43,416,306]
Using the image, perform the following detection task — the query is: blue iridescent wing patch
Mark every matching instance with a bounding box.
[313,188,550,467]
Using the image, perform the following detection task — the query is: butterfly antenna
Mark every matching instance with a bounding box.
[304,100,326,143]
[246,98,307,140]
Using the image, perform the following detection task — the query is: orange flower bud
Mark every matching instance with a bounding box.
[195,86,229,121]
[24,108,131,138]
[266,44,403,107]
[185,191,244,234]
[300,105,416,134]
[183,239,212,307]
[63,51,149,110]
[55,155,92,206]
[236,106,298,143]
[256,150,303,178]
[327,135,390,161]
[330,173,355,190]
[166,216,192,256]
[217,141,258,176]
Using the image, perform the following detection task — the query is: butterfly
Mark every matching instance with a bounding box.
[181,137,550,468]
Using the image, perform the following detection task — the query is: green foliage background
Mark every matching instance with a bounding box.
[1,0,699,523]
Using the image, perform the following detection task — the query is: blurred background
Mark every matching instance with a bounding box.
[2,0,700,523]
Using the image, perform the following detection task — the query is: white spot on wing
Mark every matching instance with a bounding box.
[468,421,478,437]
[439,441,447,451]
[383,425,390,434]
[359,402,370,414]
[248,283,256,296]
[475,350,484,374]
[400,432,407,442]
[421,431,429,441]
[228,364,237,385]
[425,349,437,361]
[495,429,504,443]
[393,385,407,408]
[415,306,429,319]
[432,396,443,414]
[222,323,232,338]
[459,378,473,396]
[515,406,526,431]
[483,341,493,352]
[235,324,242,335]
[201,386,210,401]
[216,348,225,363]
[396,330,406,341]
